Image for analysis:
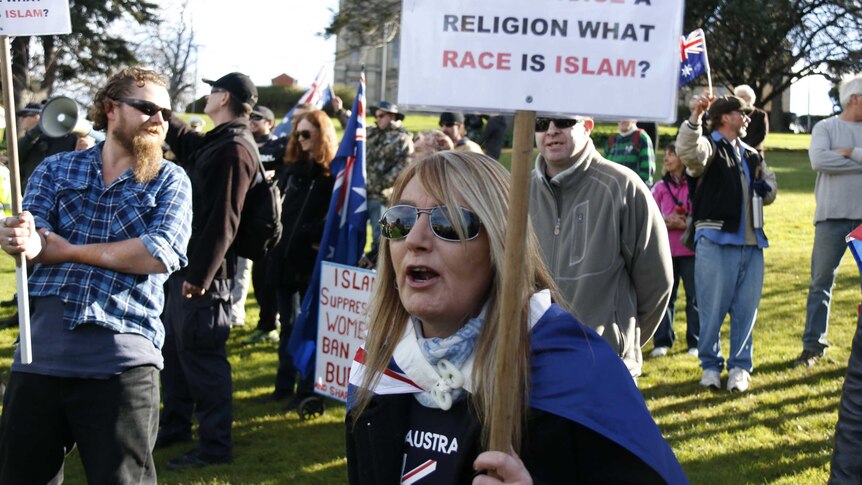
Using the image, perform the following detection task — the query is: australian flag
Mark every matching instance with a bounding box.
[273,65,335,138]
[679,28,709,87]
[287,72,368,379]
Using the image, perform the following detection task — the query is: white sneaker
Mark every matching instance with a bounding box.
[699,369,721,389]
[650,346,670,357]
[727,368,751,392]
[687,348,699,357]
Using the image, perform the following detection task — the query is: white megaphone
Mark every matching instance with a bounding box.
[39,96,105,142]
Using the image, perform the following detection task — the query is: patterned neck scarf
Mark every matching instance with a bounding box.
[412,307,485,409]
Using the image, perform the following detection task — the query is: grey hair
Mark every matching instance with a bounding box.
[839,75,862,109]
[733,84,756,104]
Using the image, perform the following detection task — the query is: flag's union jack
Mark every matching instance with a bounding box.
[680,29,705,61]
[679,28,709,87]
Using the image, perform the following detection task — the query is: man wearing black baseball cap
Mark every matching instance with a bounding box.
[160,72,261,469]
[202,72,258,106]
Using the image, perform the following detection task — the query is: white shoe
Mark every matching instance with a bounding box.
[727,368,751,392]
[687,348,699,357]
[699,369,721,389]
[650,346,670,357]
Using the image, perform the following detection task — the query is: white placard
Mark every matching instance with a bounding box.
[0,0,71,36]
[314,262,375,402]
[399,0,685,121]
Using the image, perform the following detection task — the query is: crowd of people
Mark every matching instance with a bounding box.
[0,63,860,483]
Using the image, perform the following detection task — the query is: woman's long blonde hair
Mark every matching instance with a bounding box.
[350,151,558,451]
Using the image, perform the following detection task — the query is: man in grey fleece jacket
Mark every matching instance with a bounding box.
[795,75,862,368]
[529,116,673,378]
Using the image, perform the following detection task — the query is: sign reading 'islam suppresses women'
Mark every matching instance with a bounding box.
[0,0,71,36]
[398,0,685,121]
[314,262,375,402]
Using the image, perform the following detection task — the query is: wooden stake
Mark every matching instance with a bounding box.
[489,110,535,451]
[0,36,33,364]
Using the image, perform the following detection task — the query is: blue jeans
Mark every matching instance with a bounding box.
[653,256,699,350]
[695,239,763,372]
[368,200,385,256]
[803,219,862,353]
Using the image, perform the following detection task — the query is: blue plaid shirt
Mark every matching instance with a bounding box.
[24,144,192,349]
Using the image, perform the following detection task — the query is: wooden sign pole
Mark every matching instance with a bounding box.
[489,109,536,452]
[0,36,33,364]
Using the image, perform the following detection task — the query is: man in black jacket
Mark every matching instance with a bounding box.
[159,72,260,469]
[676,94,777,393]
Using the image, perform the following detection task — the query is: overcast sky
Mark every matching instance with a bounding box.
[155,0,340,101]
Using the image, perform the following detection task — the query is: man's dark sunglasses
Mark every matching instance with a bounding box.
[535,118,580,132]
[249,114,264,121]
[296,130,313,140]
[380,205,482,242]
[440,121,457,128]
[115,98,172,120]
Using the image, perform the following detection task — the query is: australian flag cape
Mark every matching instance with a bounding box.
[348,291,689,484]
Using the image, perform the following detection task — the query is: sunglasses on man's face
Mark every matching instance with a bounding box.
[115,98,172,120]
[439,121,457,128]
[296,130,313,140]
[534,118,580,133]
[249,114,264,121]
[380,205,482,242]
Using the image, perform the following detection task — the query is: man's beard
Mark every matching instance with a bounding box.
[113,124,164,183]
[131,134,164,183]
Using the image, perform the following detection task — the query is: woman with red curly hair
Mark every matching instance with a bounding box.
[267,110,337,407]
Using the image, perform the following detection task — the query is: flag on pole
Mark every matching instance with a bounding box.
[679,28,710,88]
[273,66,335,138]
[287,72,368,378]
[846,224,862,276]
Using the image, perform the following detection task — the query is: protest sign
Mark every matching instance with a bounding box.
[314,262,374,402]
[0,0,71,36]
[399,0,685,121]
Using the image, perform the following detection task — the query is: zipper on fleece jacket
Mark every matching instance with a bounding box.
[541,176,564,272]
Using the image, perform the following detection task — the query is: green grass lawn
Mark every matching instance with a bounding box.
[0,142,855,483]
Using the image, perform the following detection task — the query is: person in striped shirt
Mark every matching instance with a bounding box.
[604,119,656,187]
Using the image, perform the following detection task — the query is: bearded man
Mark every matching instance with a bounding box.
[0,67,192,483]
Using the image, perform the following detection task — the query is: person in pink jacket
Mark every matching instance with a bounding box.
[650,143,700,357]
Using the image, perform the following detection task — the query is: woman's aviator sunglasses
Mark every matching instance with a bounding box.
[534,117,581,132]
[295,130,313,140]
[114,98,172,119]
[380,205,482,242]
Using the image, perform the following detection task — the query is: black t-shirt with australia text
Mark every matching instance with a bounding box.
[400,396,481,484]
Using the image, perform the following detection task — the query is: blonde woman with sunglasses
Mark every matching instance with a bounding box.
[347,151,687,484]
